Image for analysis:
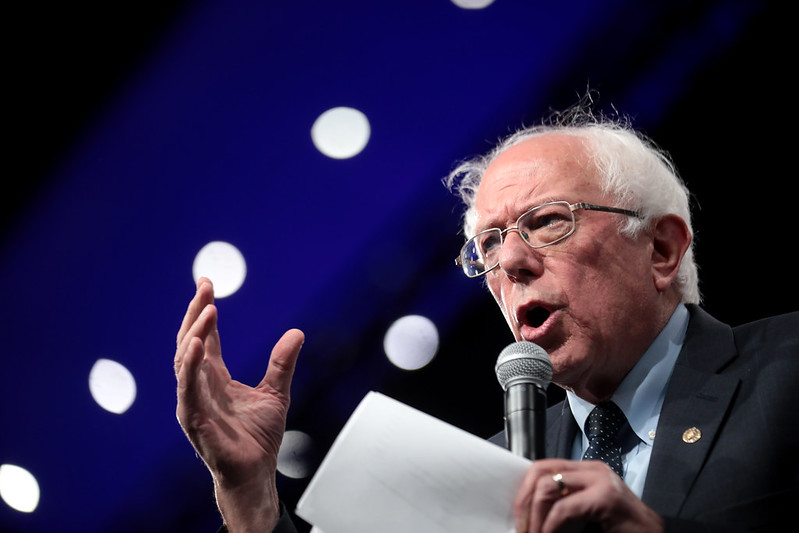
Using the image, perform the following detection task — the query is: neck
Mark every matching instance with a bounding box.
[566,297,681,404]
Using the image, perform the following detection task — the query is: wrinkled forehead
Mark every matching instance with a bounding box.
[473,134,602,227]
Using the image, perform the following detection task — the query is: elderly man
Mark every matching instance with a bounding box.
[175,111,797,532]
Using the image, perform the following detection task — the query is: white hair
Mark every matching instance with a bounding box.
[444,108,701,304]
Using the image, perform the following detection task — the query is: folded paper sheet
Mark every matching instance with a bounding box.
[296,392,532,533]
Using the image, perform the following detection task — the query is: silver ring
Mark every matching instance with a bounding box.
[552,472,568,496]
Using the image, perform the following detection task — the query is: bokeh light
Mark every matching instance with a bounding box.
[277,430,314,479]
[310,107,371,159]
[451,0,495,9]
[383,315,440,370]
[88,359,137,414]
[192,241,247,298]
[0,464,40,513]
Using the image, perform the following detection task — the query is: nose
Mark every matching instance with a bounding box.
[496,230,544,281]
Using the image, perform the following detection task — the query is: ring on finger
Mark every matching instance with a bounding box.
[552,472,569,496]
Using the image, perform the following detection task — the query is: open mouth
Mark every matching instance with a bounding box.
[526,307,551,328]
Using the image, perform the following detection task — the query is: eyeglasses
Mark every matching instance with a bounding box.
[455,201,642,278]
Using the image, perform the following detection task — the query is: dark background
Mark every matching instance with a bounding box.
[2,1,793,531]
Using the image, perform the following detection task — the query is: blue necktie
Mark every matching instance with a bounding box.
[582,401,626,477]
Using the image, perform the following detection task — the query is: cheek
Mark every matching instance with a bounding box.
[487,276,520,335]
[551,244,638,309]
[557,246,654,333]
[486,276,502,307]
[563,231,651,288]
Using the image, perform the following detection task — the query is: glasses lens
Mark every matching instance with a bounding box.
[518,202,575,247]
[460,229,501,277]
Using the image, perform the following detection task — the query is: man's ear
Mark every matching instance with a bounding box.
[651,214,692,293]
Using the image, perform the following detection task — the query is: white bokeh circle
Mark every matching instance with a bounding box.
[89,358,137,414]
[383,314,439,370]
[192,241,247,298]
[277,430,314,479]
[451,0,495,8]
[0,464,41,513]
[311,106,371,159]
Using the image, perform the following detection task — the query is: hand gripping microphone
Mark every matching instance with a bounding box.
[495,341,553,460]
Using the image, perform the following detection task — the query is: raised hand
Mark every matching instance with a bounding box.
[175,277,304,532]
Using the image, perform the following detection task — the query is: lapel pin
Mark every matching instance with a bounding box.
[682,427,701,443]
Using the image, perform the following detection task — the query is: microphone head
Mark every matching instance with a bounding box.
[495,341,553,391]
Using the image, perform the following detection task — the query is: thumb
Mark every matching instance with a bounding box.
[258,329,304,397]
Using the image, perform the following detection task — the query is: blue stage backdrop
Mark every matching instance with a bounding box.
[2,1,792,532]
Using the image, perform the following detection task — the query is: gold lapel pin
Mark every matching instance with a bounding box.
[682,427,701,443]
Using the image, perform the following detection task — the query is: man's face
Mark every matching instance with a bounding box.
[474,134,662,398]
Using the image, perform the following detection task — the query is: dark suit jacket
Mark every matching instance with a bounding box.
[498,305,798,532]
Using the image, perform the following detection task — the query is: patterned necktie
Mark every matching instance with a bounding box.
[582,401,626,477]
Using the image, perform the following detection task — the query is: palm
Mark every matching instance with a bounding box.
[192,370,288,481]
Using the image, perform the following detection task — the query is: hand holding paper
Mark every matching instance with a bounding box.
[296,392,531,533]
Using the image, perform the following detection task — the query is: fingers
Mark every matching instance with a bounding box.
[258,329,305,399]
[176,336,207,424]
[515,460,620,533]
[175,278,221,377]
[515,459,574,512]
[537,469,602,533]
[515,459,575,533]
[175,332,236,464]
[177,277,215,348]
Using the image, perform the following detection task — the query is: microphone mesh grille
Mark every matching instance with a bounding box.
[495,341,553,390]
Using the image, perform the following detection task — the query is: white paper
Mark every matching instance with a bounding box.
[295,392,532,533]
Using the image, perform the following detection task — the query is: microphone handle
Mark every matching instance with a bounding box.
[504,382,547,460]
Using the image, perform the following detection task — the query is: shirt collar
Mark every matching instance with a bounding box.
[567,303,689,446]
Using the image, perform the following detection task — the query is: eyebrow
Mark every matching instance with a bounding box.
[476,196,564,232]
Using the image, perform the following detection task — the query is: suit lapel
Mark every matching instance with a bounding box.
[641,306,740,516]
[546,399,578,459]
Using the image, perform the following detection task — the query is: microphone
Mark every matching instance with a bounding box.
[495,341,553,460]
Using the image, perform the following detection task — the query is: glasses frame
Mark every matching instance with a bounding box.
[455,201,643,278]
